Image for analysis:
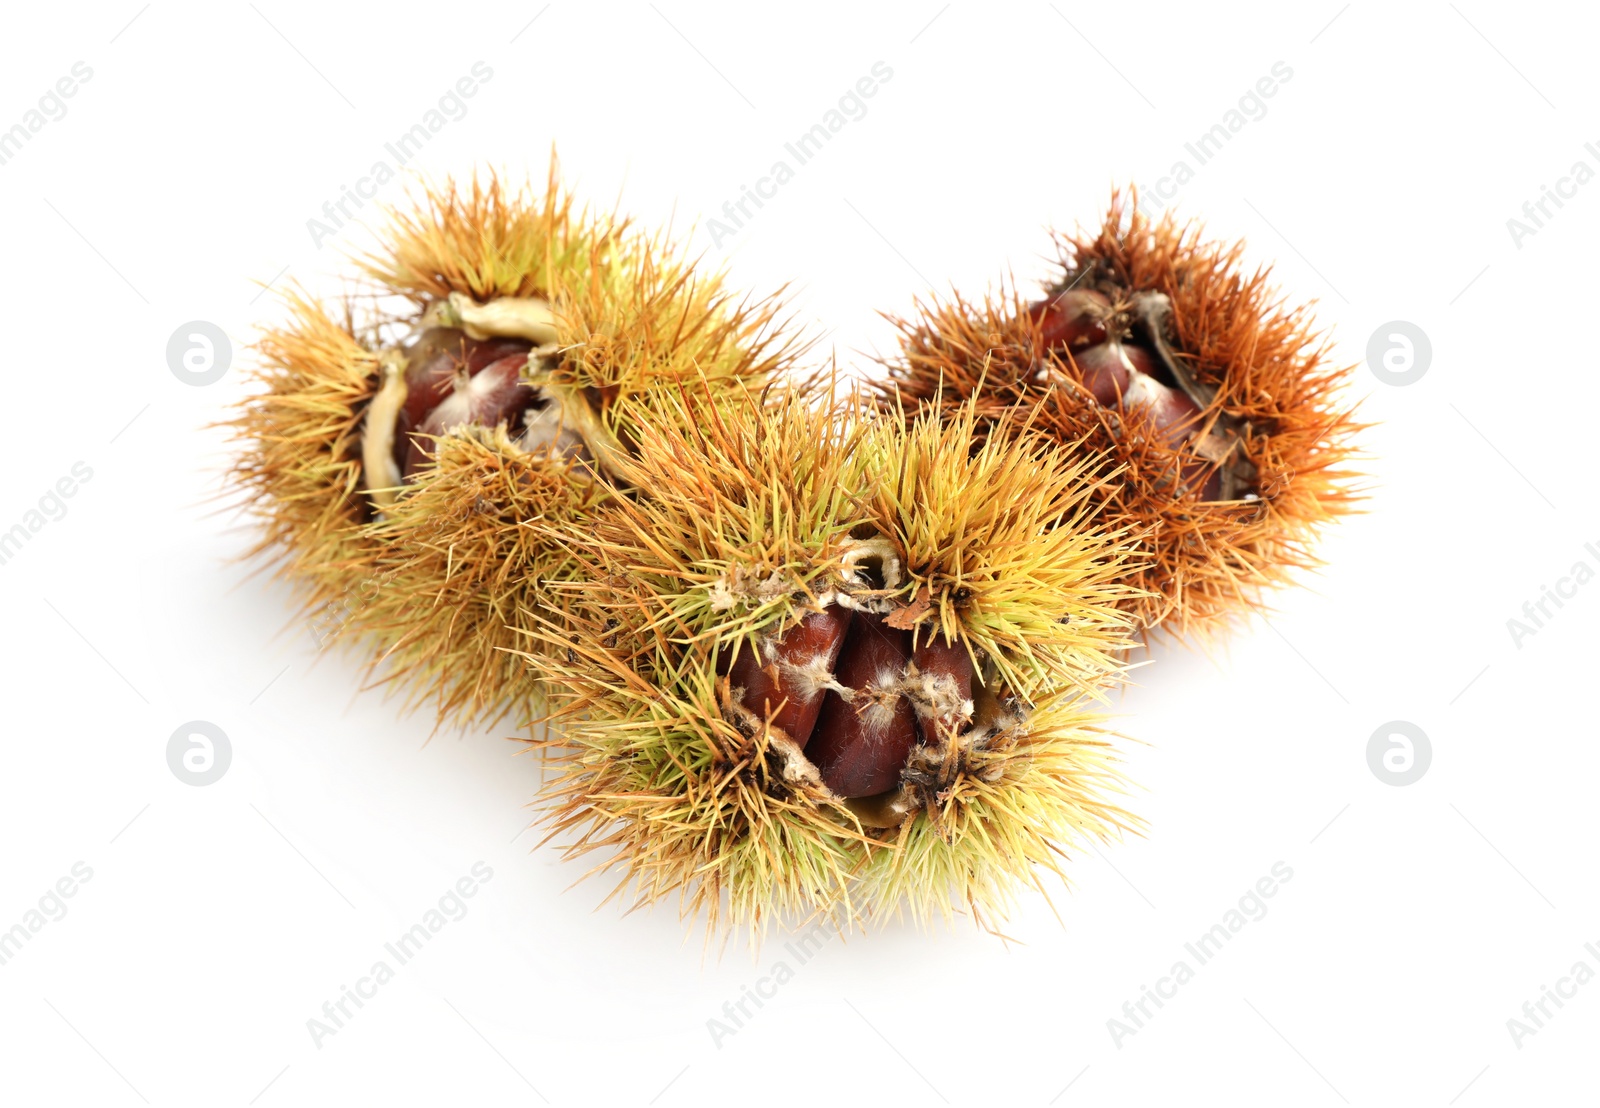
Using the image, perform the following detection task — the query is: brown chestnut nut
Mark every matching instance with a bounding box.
[907,633,974,743]
[726,606,852,749]
[1030,289,1111,350]
[807,612,920,799]
[395,333,537,478]
[1068,341,1157,407]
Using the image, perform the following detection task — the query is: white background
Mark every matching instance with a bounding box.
[2,2,1596,1105]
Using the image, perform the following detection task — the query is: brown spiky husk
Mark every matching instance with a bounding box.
[525,387,1145,939]
[880,192,1365,636]
[225,165,803,730]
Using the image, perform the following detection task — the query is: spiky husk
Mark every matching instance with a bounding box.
[344,430,609,725]
[360,168,801,450]
[528,388,1144,938]
[227,289,383,637]
[880,192,1365,636]
[226,165,801,729]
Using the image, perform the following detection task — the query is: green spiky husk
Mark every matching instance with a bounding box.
[527,388,1145,937]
